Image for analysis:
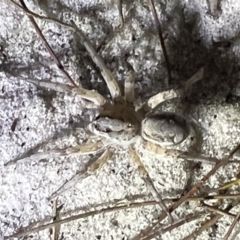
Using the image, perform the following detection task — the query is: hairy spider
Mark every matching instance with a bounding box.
[4,1,216,238]
[4,17,204,222]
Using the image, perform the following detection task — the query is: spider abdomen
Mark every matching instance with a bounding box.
[141,112,189,146]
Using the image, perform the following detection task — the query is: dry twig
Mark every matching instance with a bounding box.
[117,0,124,27]
[182,214,221,240]
[223,211,240,240]
[204,203,236,218]
[6,192,240,239]
[148,0,171,85]
[183,203,236,240]
[18,0,77,87]
[1,199,176,239]
[143,212,207,240]
[50,200,63,240]
[131,143,240,240]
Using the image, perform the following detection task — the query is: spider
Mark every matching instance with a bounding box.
[4,0,212,234]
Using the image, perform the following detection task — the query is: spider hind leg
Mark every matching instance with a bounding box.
[129,146,174,224]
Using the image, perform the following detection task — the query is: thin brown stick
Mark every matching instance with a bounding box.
[50,200,62,240]
[183,204,235,240]
[9,0,73,28]
[182,214,221,240]
[204,203,236,218]
[223,211,240,240]
[230,227,240,240]
[19,0,77,87]
[59,193,240,219]
[3,200,168,239]
[5,192,240,240]
[143,212,207,240]
[148,0,171,85]
[117,0,124,27]
[96,7,134,53]
[171,193,240,202]
[131,143,240,240]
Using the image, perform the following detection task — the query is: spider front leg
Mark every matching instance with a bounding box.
[50,117,137,199]
[23,78,106,106]
[4,138,105,166]
[129,146,174,224]
[49,148,114,200]
[71,21,122,101]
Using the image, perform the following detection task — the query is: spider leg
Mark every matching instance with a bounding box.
[4,150,65,166]
[129,146,174,224]
[5,140,105,166]
[124,64,135,102]
[147,89,178,110]
[184,67,204,89]
[147,67,204,109]
[144,141,236,165]
[15,2,107,107]
[49,148,113,200]
[71,21,122,100]
[67,140,105,155]
[24,78,106,106]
